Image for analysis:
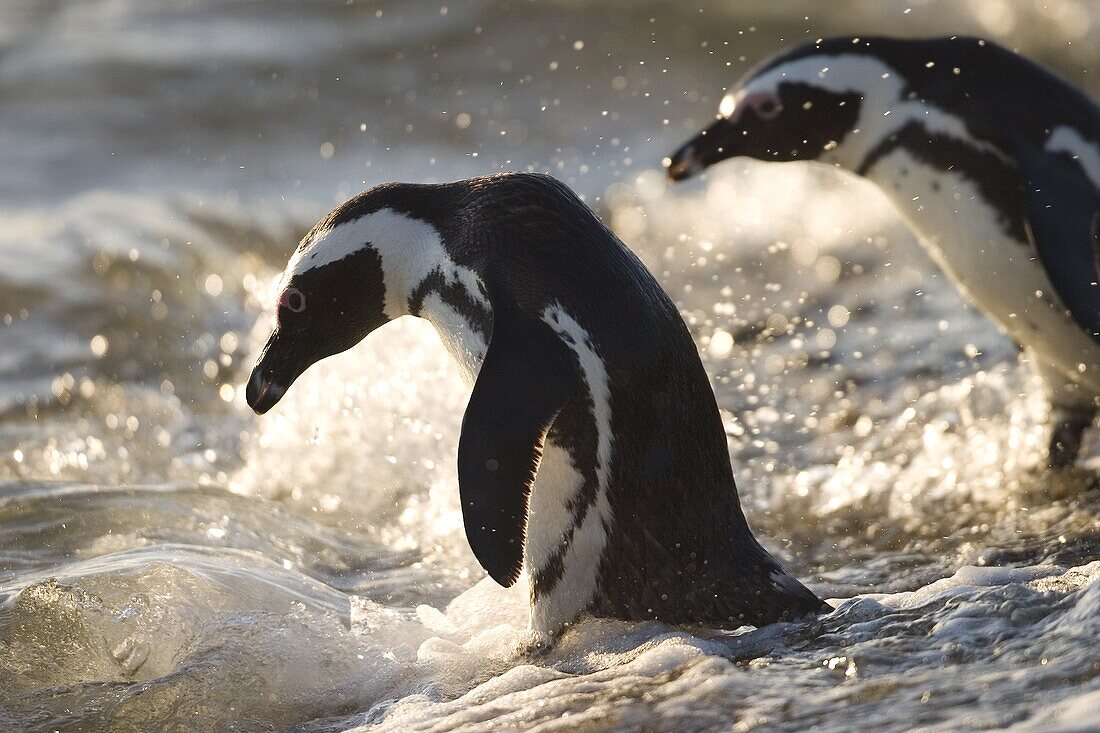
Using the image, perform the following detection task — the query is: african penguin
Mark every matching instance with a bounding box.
[245,172,827,639]
[667,36,1100,468]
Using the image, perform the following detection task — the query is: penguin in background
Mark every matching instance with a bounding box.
[246,172,827,640]
[667,36,1100,468]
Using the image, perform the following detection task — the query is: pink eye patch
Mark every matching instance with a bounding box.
[730,91,783,123]
[277,287,306,313]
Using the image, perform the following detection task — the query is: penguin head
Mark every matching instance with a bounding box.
[246,183,457,414]
[666,39,889,180]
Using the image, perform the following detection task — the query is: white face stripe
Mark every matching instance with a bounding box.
[527,304,616,636]
[737,54,1011,167]
[1046,126,1100,190]
[285,207,487,320]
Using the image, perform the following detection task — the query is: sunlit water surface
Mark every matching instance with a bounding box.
[3,1,1100,731]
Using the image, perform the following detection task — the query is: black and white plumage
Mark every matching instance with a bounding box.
[667,36,1100,467]
[245,172,826,638]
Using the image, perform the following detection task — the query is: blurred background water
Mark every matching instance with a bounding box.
[2,1,1100,731]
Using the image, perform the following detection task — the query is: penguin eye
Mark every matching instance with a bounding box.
[277,287,307,315]
[754,95,782,120]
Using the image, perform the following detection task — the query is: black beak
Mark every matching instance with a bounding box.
[666,118,737,182]
[245,329,300,415]
[245,366,285,414]
[666,143,705,182]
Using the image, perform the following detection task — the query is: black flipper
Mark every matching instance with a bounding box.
[457,300,579,587]
[1012,137,1100,342]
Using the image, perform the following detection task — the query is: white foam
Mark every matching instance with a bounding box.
[865,563,1065,610]
[1010,688,1100,732]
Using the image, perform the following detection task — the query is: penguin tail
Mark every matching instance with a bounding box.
[763,568,832,622]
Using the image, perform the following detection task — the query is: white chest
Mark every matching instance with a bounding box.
[420,292,487,383]
[866,149,1100,393]
[868,148,1032,302]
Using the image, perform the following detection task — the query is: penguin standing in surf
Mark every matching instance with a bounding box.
[245,172,826,638]
[667,36,1100,468]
